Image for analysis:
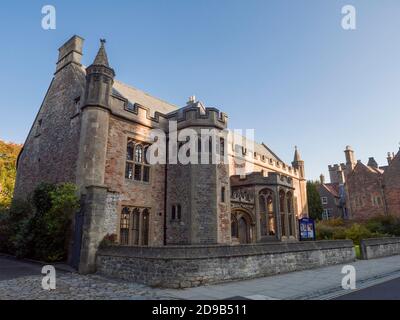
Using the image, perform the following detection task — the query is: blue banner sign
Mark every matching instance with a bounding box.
[299,218,316,241]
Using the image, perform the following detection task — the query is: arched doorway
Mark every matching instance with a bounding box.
[238,217,249,243]
[231,209,254,244]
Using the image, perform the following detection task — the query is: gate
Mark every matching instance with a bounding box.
[71,209,84,270]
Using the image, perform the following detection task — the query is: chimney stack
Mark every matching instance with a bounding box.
[367,157,378,168]
[319,174,325,184]
[387,152,393,165]
[55,35,84,74]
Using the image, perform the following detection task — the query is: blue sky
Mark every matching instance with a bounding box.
[0,0,399,180]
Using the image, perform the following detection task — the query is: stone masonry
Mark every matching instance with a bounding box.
[14,35,310,276]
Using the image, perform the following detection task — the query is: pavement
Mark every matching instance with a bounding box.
[1,254,400,300]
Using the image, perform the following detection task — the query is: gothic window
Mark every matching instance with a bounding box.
[142,209,150,246]
[125,140,151,183]
[267,196,276,236]
[132,208,140,245]
[120,207,130,245]
[120,207,150,246]
[279,190,287,237]
[287,192,295,237]
[259,195,267,236]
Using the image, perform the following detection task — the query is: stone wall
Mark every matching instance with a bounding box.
[14,62,85,199]
[360,237,400,260]
[96,240,355,288]
[383,153,400,217]
[104,116,166,246]
[346,164,385,219]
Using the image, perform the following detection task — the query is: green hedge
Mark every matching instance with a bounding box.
[0,183,79,262]
[316,216,398,245]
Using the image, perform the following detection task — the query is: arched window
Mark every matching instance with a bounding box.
[287,192,295,237]
[120,207,130,245]
[279,190,287,237]
[132,208,140,245]
[221,187,226,203]
[259,195,267,236]
[142,209,150,246]
[267,195,276,236]
[119,207,150,246]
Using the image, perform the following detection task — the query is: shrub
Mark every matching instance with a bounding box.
[1,183,79,262]
[99,233,117,248]
[344,223,383,245]
[2,199,34,255]
[366,215,400,237]
[32,183,79,261]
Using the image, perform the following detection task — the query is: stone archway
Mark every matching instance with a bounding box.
[231,209,254,244]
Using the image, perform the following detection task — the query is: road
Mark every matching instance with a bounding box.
[335,277,400,300]
[0,255,44,281]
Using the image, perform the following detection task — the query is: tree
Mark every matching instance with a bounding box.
[307,181,323,220]
[0,140,22,209]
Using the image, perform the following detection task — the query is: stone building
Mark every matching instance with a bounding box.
[317,174,347,220]
[327,146,400,220]
[14,36,309,272]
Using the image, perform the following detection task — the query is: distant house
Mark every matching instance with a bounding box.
[317,175,347,220]
[327,146,400,220]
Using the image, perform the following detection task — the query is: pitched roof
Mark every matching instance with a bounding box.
[112,80,178,116]
[323,183,340,197]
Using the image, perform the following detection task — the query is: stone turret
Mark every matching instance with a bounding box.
[83,39,115,109]
[77,39,115,274]
[166,99,231,245]
[292,146,305,179]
